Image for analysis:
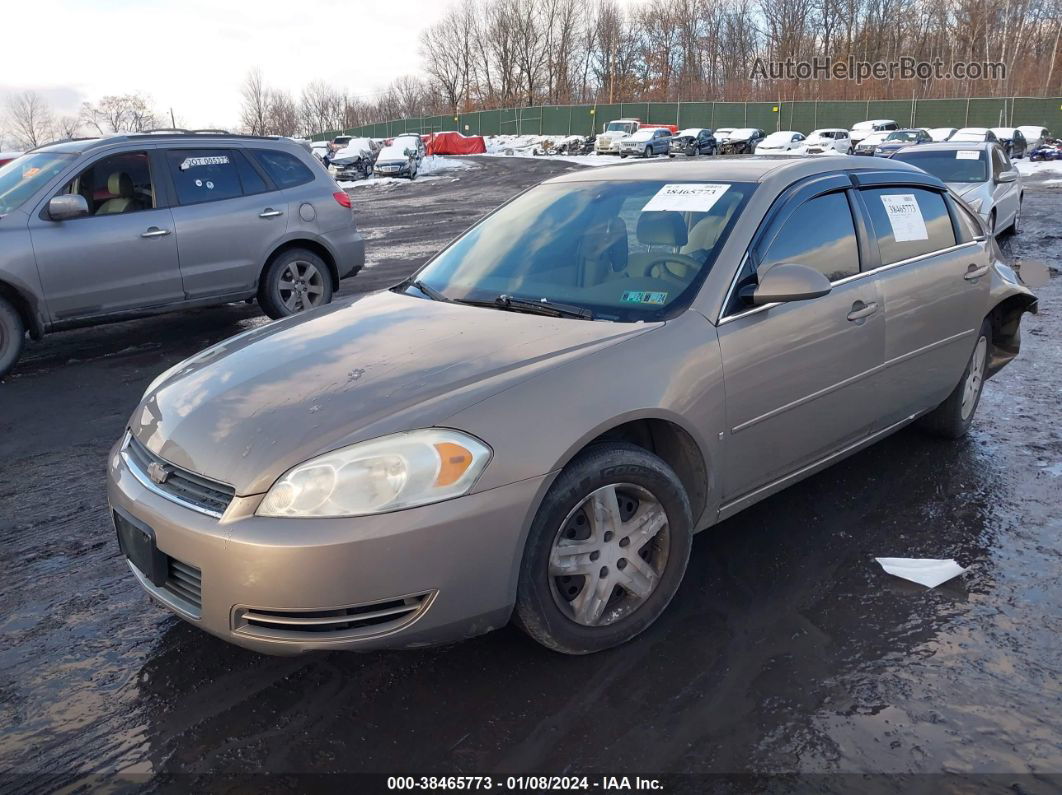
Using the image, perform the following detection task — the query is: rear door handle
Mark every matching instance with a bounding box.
[847,301,879,321]
[259,208,283,218]
[964,263,990,281]
[140,227,170,238]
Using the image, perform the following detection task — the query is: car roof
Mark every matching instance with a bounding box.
[30,131,300,156]
[545,155,929,189]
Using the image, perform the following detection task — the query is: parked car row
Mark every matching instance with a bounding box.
[317,133,426,181]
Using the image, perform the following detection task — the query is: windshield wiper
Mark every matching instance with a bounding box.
[409,279,452,303]
[495,294,594,320]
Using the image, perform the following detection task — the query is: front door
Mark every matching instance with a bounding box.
[717,190,885,502]
[29,149,183,321]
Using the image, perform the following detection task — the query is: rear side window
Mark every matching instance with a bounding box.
[251,150,314,188]
[167,150,242,205]
[759,192,859,282]
[861,187,956,264]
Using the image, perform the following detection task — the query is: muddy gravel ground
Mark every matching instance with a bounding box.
[1,157,1059,792]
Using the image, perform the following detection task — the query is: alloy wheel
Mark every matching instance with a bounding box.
[548,483,670,627]
[277,260,326,313]
[961,336,988,420]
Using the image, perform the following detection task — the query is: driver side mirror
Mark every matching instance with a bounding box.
[48,194,89,221]
[996,170,1017,184]
[741,263,832,305]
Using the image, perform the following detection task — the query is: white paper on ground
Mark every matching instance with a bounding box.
[875,557,967,588]
[642,183,729,213]
[880,193,929,242]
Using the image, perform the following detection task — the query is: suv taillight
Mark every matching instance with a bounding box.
[333,191,352,209]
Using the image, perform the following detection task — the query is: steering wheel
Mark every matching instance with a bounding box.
[644,253,703,282]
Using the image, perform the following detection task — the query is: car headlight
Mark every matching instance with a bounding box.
[256,429,492,518]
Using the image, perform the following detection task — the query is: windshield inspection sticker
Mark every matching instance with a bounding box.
[880,193,928,242]
[642,183,729,213]
[622,290,668,305]
[179,155,229,171]
[956,150,981,160]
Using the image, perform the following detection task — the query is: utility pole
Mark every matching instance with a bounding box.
[170,108,176,128]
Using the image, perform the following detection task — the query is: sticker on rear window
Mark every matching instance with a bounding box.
[880,194,928,242]
[179,155,229,171]
[956,150,981,160]
[622,290,668,305]
[642,183,729,213]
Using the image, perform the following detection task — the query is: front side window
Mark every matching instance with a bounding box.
[411,180,757,322]
[57,150,156,216]
[759,192,859,282]
[167,149,242,205]
[0,152,75,215]
[251,150,314,188]
[861,187,956,265]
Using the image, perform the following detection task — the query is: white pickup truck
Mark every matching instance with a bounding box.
[595,118,677,154]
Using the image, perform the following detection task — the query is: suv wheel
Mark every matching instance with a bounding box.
[643,146,652,158]
[918,319,991,439]
[258,249,334,319]
[514,442,693,654]
[0,295,26,379]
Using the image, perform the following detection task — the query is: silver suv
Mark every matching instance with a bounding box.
[0,131,365,377]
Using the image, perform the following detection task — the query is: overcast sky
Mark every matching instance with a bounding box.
[1,0,455,130]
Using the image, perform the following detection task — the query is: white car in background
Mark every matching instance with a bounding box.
[801,129,851,154]
[849,119,898,144]
[392,134,425,163]
[1017,125,1049,150]
[927,127,957,142]
[310,141,330,161]
[754,130,805,154]
[951,127,998,143]
[853,131,890,155]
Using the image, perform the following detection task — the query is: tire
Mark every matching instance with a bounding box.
[644,146,652,158]
[988,210,997,236]
[513,442,693,655]
[1009,196,1022,235]
[918,319,992,439]
[0,295,25,379]
[620,154,628,159]
[258,248,334,320]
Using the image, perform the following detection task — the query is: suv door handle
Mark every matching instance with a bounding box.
[259,208,283,218]
[964,263,990,281]
[847,300,879,321]
[140,227,170,238]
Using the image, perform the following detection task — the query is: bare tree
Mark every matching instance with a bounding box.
[81,94,159,134]
[241,68,270,134]
[6,91,54,148]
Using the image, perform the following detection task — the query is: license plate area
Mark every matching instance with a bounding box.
[114,509,167,587]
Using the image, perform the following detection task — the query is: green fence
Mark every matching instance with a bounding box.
[314,96,1062,141]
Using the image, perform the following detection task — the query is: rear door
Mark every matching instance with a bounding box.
[717,182,885,501]
[854,185,991,426]
[29,147,183,320]
[162,147,287,298]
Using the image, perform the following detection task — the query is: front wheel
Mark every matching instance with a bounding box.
[918,319,991,439]
[514,442,693,654]
[0,295,25,379]
[1009,197,1022,235]
[644,146,652,158]
[258,249,334,319]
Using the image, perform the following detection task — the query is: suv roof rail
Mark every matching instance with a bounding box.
[140,127,234,135]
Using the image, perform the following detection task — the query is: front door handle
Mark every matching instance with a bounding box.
[259,208,283,218]
[964,263,990,281]
[847,300,879,321]
[140,227,170,238]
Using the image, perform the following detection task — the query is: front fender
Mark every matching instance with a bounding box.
[985,255,1038,377]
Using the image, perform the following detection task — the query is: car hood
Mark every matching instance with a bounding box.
[131,290,653,495]
[946,182,987,200]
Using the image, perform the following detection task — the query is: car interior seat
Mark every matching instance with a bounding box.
[96,172,141,215]
[626,212,689,279]
[579,215,629,285]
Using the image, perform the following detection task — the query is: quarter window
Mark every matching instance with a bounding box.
[167,150,243,205]
[860,187,956,265]
[759,192,860,282]
[251,149,314,188]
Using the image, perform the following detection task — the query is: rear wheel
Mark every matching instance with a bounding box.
[514,442,693,654]
[918,319,991,439]
[0,295,25,379]
[258,249,334,319]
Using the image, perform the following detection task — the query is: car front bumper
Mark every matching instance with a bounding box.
[107,437,551,655]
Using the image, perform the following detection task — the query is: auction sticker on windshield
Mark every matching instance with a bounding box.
[880,193,928,242]
[643,183,729,213]
[956,151,981,160]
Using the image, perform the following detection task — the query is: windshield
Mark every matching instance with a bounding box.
[409,180,756,322]
[809,130,836,139]
[606,122,636,134]
[886,131,919,142]
[862,132,888,145]
[730,128,757,139]
[676,129,702,138]
[761,132,794,145]
[0,152,76,216]
[951,130,986,141]
[892,150,987,183]
[627,130,654,141]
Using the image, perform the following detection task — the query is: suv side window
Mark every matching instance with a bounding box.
[58,151,156,216]
[759,192,860,282]
[167,149,243,204]
[250,150,314,188]
[860,187,956,264]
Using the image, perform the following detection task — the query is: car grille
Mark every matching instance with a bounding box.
[123,433,235,518]
[162,558,203,614]
[232,592,435,642]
